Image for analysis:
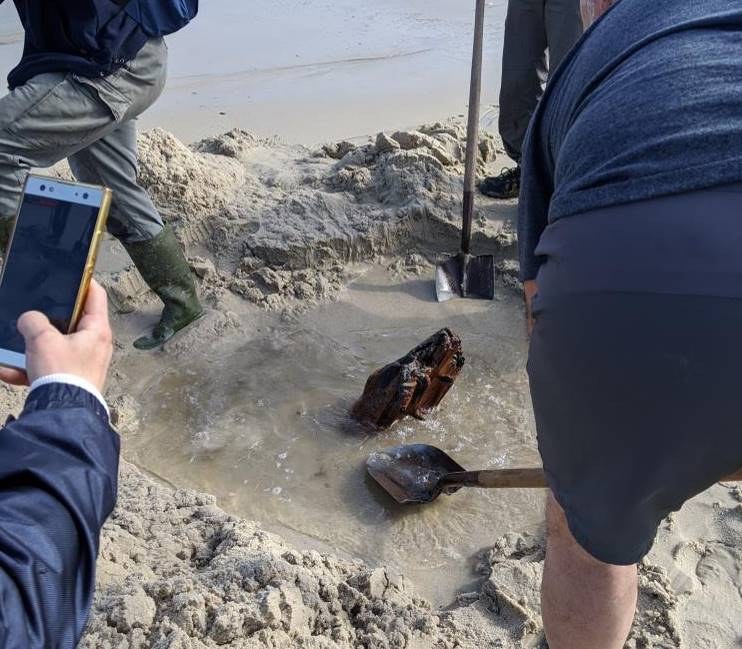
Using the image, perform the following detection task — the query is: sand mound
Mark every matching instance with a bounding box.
[82,463,452,649]
[107,121,511,314]
[194,129,279,161]
[203,120,505,309]
[80,463,721,649]
[137,128,245,216]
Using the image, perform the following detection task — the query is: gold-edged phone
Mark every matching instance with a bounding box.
[0,174,111,370]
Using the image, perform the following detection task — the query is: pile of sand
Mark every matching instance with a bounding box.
[103,120,512,314]
[82,463,449,649]
[80,463,692,649]
[136,129,246,221]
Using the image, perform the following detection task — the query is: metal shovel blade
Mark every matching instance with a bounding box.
[435,253,495,302]
[366,444,466,504]
[435,256,461,302]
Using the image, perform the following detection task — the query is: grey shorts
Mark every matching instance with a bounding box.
[528,185,742,564]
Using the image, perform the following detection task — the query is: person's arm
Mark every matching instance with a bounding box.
[518,117,554,335]
[517,127,553,286]
[0,281,117,649]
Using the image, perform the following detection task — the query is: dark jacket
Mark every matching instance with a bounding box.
[0,383,119,648]
[517,0,742,281]
[1,0,198,89]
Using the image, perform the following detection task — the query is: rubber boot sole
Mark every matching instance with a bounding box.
[133,308,206,351]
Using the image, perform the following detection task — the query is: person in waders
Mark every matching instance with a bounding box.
[522,0,742,646]
[479,0,583,200]
[0,0,204,349]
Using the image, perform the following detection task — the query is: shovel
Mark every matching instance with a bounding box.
[435,0,495,302]
[367,443,742,505]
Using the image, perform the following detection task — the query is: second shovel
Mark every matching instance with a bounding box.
[435,0,495,302]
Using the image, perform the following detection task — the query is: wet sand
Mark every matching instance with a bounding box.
[0,0,507,144]
[121,265,541,607]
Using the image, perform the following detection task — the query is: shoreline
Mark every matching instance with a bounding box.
[0,0,508,145]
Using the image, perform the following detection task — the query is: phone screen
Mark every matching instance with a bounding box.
[0,178,101,355]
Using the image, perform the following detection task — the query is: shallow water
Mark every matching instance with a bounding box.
[125,268,544,605]
[0,0,507,144]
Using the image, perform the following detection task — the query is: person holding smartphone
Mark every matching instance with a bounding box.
[520,1,742,647]
[0,280,119,648]
[0,0,203,350]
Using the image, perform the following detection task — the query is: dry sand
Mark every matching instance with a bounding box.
[20,121,742,647]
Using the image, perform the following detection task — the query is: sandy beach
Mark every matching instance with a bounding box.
[0,0,506,144]
[12,119,737,648]
[1,2,742,647]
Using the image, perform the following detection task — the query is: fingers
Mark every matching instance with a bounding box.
[84,280,108,318]
[77,280,110,333]
[17,311,57,344]
[0,367,29,387]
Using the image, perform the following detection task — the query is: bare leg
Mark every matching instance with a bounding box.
[542,492,638,649]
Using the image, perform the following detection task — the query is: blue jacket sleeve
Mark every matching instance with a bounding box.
[0,384,119,649]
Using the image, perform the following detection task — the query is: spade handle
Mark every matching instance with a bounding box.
[444,469,548,489]
[461,0,486,256]
[444,467,742,490]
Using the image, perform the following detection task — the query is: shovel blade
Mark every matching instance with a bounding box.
[461,254,495,300]
[366,444,467,505]
[435,257,462,302]
[435,254,495,302]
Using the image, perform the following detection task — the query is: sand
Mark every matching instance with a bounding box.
[5,120,742,647]
[0,0,508,145]
[75,462,695,649]
[96,118,506,317]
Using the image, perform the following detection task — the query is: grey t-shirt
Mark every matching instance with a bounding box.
[519,0,742,281]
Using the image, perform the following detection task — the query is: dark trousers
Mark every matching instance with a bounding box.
[498,0,583,163]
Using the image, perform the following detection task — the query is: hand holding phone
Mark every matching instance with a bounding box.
[0,175,111,370]
[0,280,113,390]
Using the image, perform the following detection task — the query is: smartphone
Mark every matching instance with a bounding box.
[0,175,111,370]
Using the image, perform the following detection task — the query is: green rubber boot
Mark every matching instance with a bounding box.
[124,226,204,350]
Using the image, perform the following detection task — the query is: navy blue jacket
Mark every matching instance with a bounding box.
[1,0,198,89]
[0,383,119,648]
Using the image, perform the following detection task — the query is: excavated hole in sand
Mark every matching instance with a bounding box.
[72,125,720,647]
[120,267,542,607]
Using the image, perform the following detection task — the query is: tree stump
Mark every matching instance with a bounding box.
[351,328,465,429]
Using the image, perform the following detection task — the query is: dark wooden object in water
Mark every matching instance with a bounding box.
[351,328,465,429]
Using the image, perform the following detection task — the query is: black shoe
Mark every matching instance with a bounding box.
[479,166,521,199]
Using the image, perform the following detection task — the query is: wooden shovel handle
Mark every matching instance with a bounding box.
[446,469,548,489]
[447,467,742,490]
[461,0,486,255]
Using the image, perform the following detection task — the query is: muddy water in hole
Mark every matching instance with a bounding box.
[126,269,544,605]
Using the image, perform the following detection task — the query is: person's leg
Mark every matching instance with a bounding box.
[0,38,167,252]
[482,0,546,199]
[545,0,584,76]
[529,193,742,647]
[498,0,547,163]
[68,119,163,244]
[68,120,203,349]
[542,493,637,649]
[0,73,121,249]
